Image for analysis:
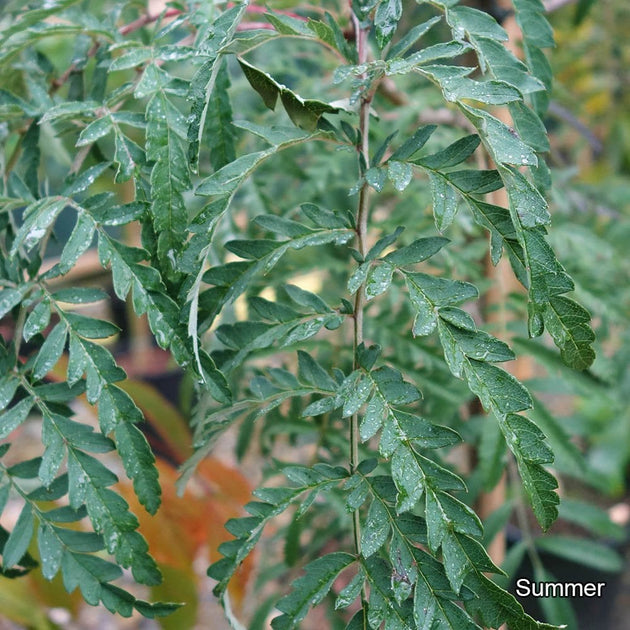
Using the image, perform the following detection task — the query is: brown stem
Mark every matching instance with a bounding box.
[51,8,183,94]
[118,8,182,36]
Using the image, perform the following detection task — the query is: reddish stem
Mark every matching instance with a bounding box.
[119,8,182,36]
[51,8,183,93]
[237,22,275,31]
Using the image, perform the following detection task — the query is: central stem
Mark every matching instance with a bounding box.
[350,8,373,560]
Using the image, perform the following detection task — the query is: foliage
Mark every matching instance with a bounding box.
[0,0,621,628]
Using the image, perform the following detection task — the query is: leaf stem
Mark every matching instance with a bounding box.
[350,5,373,563]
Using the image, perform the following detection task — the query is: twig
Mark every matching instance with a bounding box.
[50,8,183,94]
[418,107,476,132]
[119,8,182,36]
[349,5,370,565]
[236,22,274,31]
[547,100,604,156]
[544,0,577,12]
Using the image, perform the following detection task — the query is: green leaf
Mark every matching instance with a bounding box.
[0,397,34,439]
[114,422,161,515]
[32,323,68,380]
[405,272,478,308]
[61,552,123,606]
[145,85,190,278]
[417,134,480,170]
[109,48,152,72]
[386,17,441,60]
[420,65,522,105]
[438,320,514,379]
[460,104,538,167]
[385,236,449,266]
[10,197,66,255]
[0,288,25,319]
[362,498,390,557]
[528,398,586,478]
[386,160,413,191]
[2,504,34,569]
[390,125,437,162]
[425,488,482,552]
[543,296,595,370]
[447,5,508,41]
[473,38,544,94]
[389,41,472,73]
[335,567,365,609]
[209,465,347,597]
[374,0,402,48]
[501,414,558,530]
[197,144,304,197]
[339,371,373,417]
[513,0,555,48]
[365,167,386,192]
[285,284,334,313]
[67,335,126,402]
[508,101,549,152]
[206,58,236,171]
[502,167,550,228]
[51,287,108,304]
[297,351,337,391]
[40,414,66,486]
[365,262,395,300]
[76,115,113,146]
[558,499,625,542]
[206,227,351,324]
[0,377,19,412]
[238,58,338,132]
[265,11,312,36]
[464,360,532,415]
[272,553,355,629]
[23,300,50,341]
[58,212,96,274]
[464,572,551,630]
[429,172,459,232]
[535,536,623,573]
[414,556,480,629]
[37,523,64,580]
[441,532,502,593]
[65,313,119,339]
[187,4,247,172]
[63,162,111,197]
[446,169,503,194]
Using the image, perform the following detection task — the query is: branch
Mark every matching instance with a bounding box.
[119,8,182,35]
[51,8,183,93]
[547,100,603,156]
[349,4,372,568]
[544,0,576,12]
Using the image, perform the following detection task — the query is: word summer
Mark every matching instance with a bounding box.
[516,579,606,598]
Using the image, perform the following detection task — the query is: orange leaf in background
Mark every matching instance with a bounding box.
[50,356,256,611]
[118,456,255,611]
